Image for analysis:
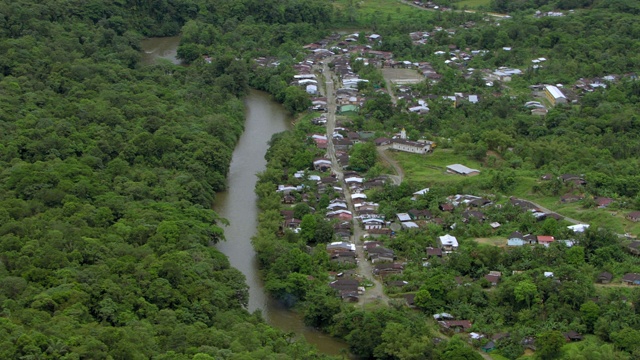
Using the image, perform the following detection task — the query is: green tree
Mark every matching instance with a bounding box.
[299,214,317,243]
[514,280,537,309]
[536,330,566,360]
[580,301,600,333]
[349,142,378,172]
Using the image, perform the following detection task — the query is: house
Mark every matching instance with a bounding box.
[282,195,296,204]
[537,235,555,247]
[283,218,302,229]
[329,279,359,292]
[523,234,538,245]
[484,271,501,286]
[440,203,454,212]
[628,241,640,255]
[397,213,412,222]
[446,164,480,176]
[433,313,455,321]
[469,198,491,208]
[412,188,430,200]
[326,241,355,253]
[373,263,404,276]
[560,174,586,185]
[439,320,472,333]
[594,197,614,208]
[596,272,613,284]
[622,273,640,285]
[367,246,395,260]
[544,85,567,105]
[333,138,353,151]
[387,280,409,288]
[362,218,385,230]
[331,251,357,264]
[409,209,432,220]
[563,331,583,342]
[391,139,433,154]
[426,247,443,257]
[439,234,459,252]
[568,224,590,233]
[374,137,391,146]
[508,231,526,246]
[627,211,640,222]
[402,221,419,229]
[313,159,332,171]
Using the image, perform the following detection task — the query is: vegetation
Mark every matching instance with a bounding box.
[0,0,338,358]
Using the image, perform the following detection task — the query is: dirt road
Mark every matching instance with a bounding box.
[323,62,389,306]
[510,197,582,225]
[376,145,404,185]
[398,0,510,18]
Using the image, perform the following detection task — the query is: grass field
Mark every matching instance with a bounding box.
[391,149,640,236]
[475,237,507,247]
[332,0,435,26]
[389,148,486,185]
[456,0,491,8]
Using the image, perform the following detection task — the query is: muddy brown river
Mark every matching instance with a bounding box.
[141,37,349,356]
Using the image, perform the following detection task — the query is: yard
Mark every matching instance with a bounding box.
[474,237,507,248]
[389,148,486,185]
[332,0,435,25]
[456,0,492,9]
[391,149,640,237]
[381,68,425,85]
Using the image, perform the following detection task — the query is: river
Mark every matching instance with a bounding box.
[140,37,350,356]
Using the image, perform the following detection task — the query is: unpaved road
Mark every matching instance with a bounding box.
[323,61,389,306]
[376,145,404,185]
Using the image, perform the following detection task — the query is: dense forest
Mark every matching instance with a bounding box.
[0,0,338,358]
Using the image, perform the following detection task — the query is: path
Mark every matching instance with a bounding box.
[322,61,389,306]
[397,0,510,18]
[510,197,582,225]
[376,145,404,185]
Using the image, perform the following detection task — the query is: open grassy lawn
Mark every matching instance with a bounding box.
[488,354,509,360]
[332,0,435,25]
[390,149,486,185]
[475,237,507,247]
[392,149,640,236]
[456,0,491,9]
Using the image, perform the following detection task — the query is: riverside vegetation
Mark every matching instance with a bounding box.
[2,0,640,359]
[0,0,338,358]
[183,0,639,359]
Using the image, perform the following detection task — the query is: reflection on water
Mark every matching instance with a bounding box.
[214,90,350,356]
[140,36,350,356]
[140,36,182,65]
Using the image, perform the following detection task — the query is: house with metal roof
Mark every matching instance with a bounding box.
[446,164,480,176]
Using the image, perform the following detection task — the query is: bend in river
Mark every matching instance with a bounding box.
[215,90,349,356]
[139,36,348,356]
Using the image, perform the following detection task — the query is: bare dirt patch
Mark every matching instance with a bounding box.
[381,68,424,85]
[475,237,506,248]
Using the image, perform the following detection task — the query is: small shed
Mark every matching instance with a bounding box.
[597,272,613,284]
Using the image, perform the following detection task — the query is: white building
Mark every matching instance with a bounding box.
[446,164,480,176]
[439,234,459,252]
[391,139,433,154]
[544,84,567,105]
[362,218,385,230]
[397,213,412,222]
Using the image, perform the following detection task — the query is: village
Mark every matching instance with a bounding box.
[251,27,640,354]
